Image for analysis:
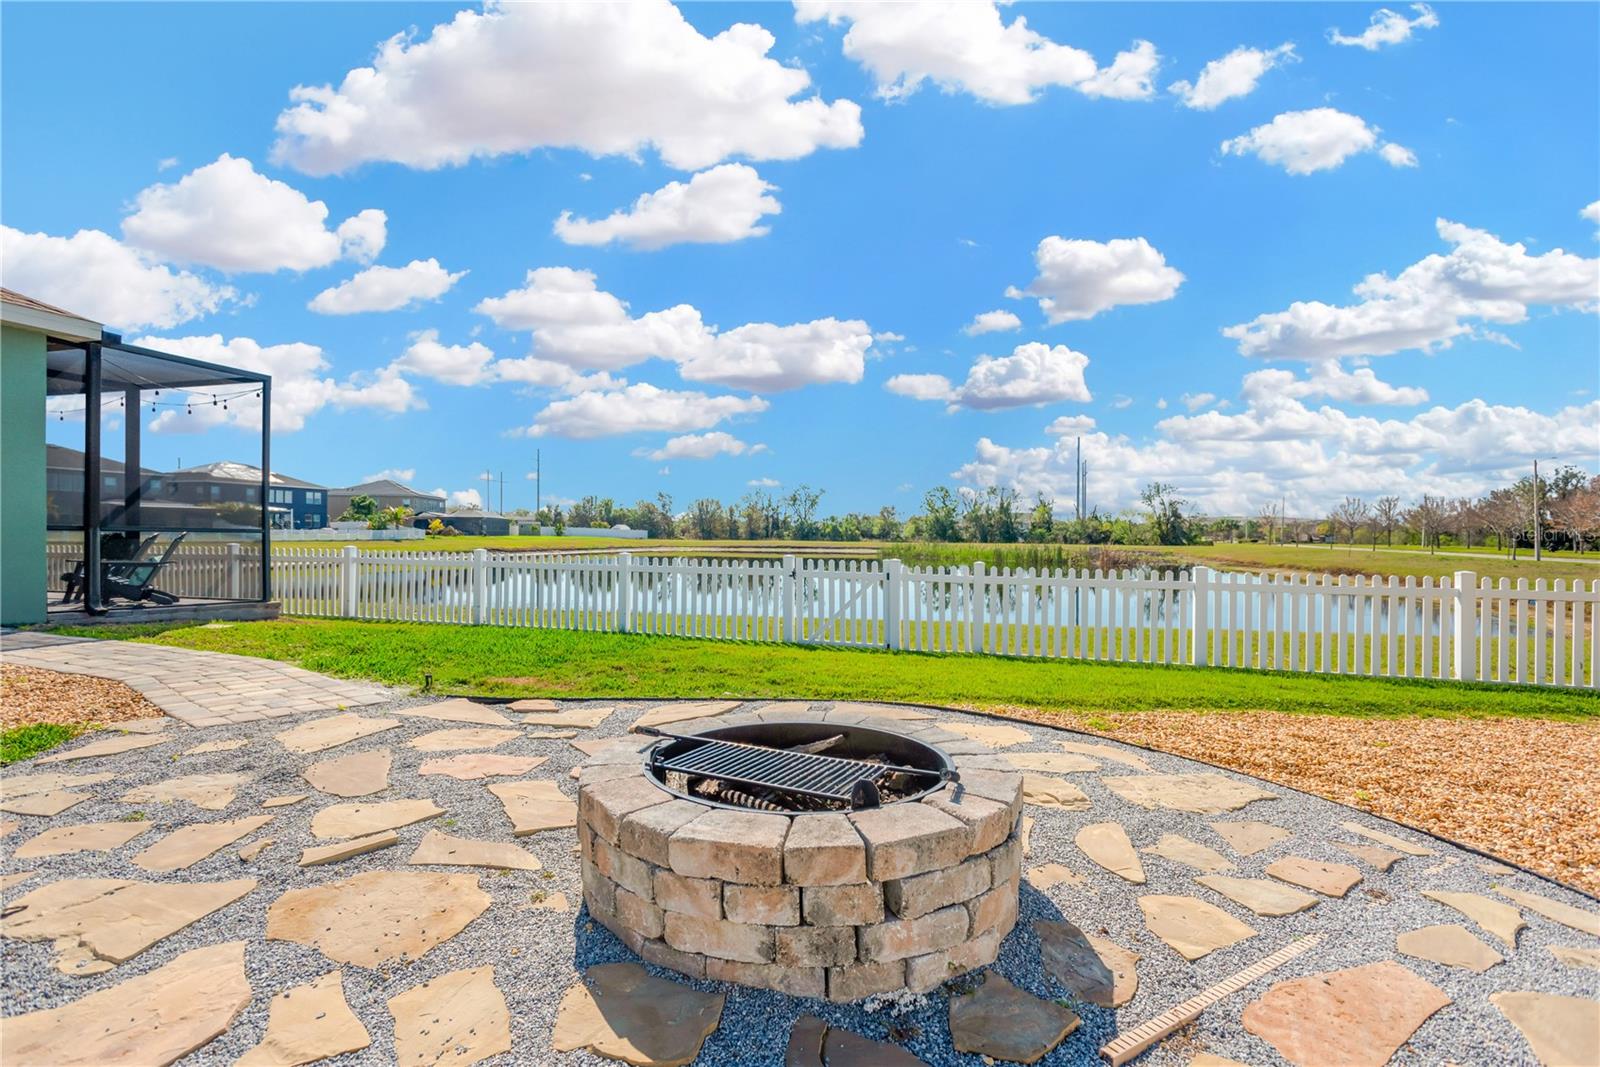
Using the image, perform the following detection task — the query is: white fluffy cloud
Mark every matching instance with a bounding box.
[1221,108,1414,175]
[1007,236,1184,323]
[308,259,466,315]
[795,1,1157,105]
[272,1,861,175]
[640,431,765,461]
[1076,40,1162,101]
[1169,44,1294,110]
[1244,361,1429,406]
[963,309,1022,335]
[554,164,779,249]
[392,330,497,386]
[1044,414,1096,436]
[955,390,1599,516]
[1581,200,1600,234]
[1224,217,1600,360]
[121,154,385,273]
[131,333,420,434]
[1181,392,1218,411]
[1329,4,1439,50]
[886,342,1091,412]
[520,382,768,439]
[474,267,873,391]
[448,488,483,509]
[1,225,237,330]
[363,467,417,483]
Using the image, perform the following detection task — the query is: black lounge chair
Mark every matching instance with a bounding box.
[59,533,159,603]
[100,533,189,606]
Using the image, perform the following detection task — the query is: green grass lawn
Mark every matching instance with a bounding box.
[61,618,1598,721]
[0,723,80,765]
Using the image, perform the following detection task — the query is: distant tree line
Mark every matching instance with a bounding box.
[506,466,1599,554]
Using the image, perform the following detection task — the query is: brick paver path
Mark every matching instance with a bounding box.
[0,632,392,727]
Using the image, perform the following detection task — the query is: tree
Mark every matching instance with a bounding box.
[784,485,823,540]
[1372,496,1401,549]
[1477,487,1527,559]
[1402,495,1449,553]
[1139,482,1191,546]
[338,494,378,523]
[1328,496,1370,547]
[1547,476,1600,553]
[920,487,960,542]
[1255,503,1279,544]
[370,505,412,531]
[1027,494,1055,542]
[686,498,724,539]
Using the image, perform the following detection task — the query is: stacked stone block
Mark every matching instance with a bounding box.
[576,715,1024,1001]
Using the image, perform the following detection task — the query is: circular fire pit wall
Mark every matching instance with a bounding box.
[577,718,1024,1002]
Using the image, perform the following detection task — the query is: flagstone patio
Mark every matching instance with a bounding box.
[1,683,1596,1065]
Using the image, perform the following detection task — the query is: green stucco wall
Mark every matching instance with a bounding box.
[1,323,48,625]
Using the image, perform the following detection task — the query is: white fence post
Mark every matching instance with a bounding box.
[226,542,242,599]
[782,554,798,643]
[617,552,633,633]
[884,559,903,650]
[972,561,987,653]
[472,548,489,625]
[1453,570,1477,681]
[340,546,359,618]
[1190,566,1210,666]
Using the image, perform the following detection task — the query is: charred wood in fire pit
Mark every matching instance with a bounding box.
[786,734,845,755]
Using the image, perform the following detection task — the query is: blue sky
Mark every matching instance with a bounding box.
[5,1,1597,517]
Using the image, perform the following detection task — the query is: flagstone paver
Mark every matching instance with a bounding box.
[0,790,89,816]
[526,727,579,739]
[941,721,1032,748]
[1035,919,1140,1008]
[238,838,275,862]
[13,820,151,859]
[513,705,617,728]
[302,748,393,797]
[309,798,443,839]
[3,633,391,726]
[1,877,256,973]
[1195,874,1319,917]
[786,1016,929,1067]
[1104,774,1277,814]
[122,772,253,811]
[395,697,514,726]
[633,701,742,730]
[1021,774,1091,810]
[1208,820,1291,855]
[1,871,38,891]
[276,713,402,755]
[266,871,490,966]
[1421,890,1527,948]
[509,698,558,712]
[1491,991,1600,1067]
[1026,863,1086,891]
[949,971,1080,1064]
[1340,820,1435,856]
[552,962,725,1067]
[1494,886,1600,937]
[1143,833,1235,873]
[1,770,115,798]
[1266,857,1363,897]
[133,815,275,872]
[1057,739,1151,770]
[1334,842,1405,871]
[35,733,168,764]
[1005,751,1100,774]
[1550,946,1600,970]
[1396,924,1504,972]
[181,739,249,756]
[237,970,372,1067]
[407,726,522,752]
[262,793,308,808]
[1076,822,1145,883]
[417,752,548,780]
[0,821,15,837]
[389,965,512,1067]
[490,779,577,835]
[408,829,542,871]
[300,831,400,867]
[1242,961,1451,1067]
[0,941,251,1065]
[1138,895,1257,960]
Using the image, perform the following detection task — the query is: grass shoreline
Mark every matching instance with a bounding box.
[51,618,1599,721]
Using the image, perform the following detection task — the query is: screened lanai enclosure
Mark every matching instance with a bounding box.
[44,334,275,619]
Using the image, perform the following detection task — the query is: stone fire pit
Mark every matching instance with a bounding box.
[576,707,1023,1002]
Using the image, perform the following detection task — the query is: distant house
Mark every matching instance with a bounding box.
[166,461,328,530]
[329,479,446,521]
[44,444,206,529]
[412,509,513,536]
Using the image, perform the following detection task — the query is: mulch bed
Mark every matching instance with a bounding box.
[0,664,165,731]
[985,703,1600,896]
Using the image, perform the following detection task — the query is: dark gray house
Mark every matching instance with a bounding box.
[329,478,446,520]
[166,461,328,530]
[412,509,513,536]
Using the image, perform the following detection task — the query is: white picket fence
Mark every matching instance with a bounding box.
[46,540,264,601]
[262,547,1598,690]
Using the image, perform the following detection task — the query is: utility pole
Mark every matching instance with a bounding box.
[1075,437,1082,522]
[498,470,504,515]
[535,449,541,524]
[1533,459,1542,562]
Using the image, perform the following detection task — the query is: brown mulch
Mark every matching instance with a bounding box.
[985,703,1600,896]
[0,664,165,731]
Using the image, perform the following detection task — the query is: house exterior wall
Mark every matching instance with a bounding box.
[330,489,446,518]
[1,324,48,624]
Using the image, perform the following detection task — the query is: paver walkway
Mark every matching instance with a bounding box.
[0,632,392,727]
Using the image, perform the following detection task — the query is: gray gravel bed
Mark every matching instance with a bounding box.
[2,693,1595,1066]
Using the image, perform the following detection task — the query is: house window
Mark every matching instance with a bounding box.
[269,489,294,505]
[302,513,322,528]
[209,486,222,500]
[245,487,259,502]
[103,475,119,491]
[400,497,411,506]
[304,490,323,504]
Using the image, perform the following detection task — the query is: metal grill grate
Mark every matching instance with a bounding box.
[641,727,954,810]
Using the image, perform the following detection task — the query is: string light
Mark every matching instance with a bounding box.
[48,385,263,416]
